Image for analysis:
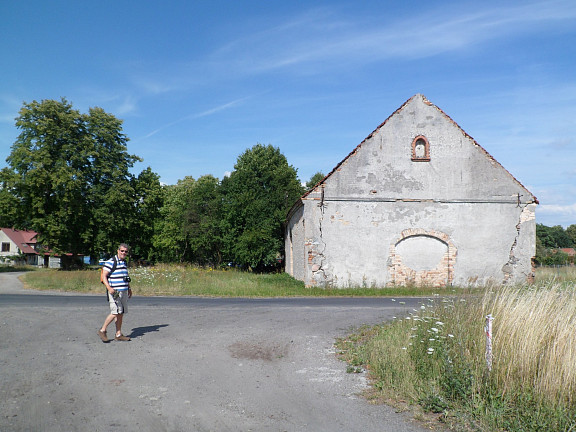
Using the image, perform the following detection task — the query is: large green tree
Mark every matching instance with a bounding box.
[181,175,223,266]
[152,177,197,263]
[2,98,156,262]
[152,175,223,265]
[129,167,164,261]
[221,143,304,271]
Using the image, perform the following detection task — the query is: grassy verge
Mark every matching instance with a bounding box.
[0,265,36,273]
[19,264,462,297]
[336,279,576,431]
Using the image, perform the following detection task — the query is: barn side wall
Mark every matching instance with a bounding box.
[296,199,535,287]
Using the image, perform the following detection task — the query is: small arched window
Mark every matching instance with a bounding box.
[411,135,430,162]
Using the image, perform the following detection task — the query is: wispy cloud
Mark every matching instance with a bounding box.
[114,96,138,116]
[138,97,248,140]
[212,1,576,74]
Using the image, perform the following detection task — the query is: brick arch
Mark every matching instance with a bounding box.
[387,228,457,287]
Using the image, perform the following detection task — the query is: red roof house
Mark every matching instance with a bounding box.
[0,228,79,268]
[0,228,40,264]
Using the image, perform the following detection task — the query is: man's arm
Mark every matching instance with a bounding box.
[102,268,115,294]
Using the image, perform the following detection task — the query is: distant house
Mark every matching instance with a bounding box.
[0,228,81,268]
[0,228,42,266]
[560,248,576,257]
[285,94,538,288]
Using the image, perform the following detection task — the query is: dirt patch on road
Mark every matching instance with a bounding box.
[228,339,291,361]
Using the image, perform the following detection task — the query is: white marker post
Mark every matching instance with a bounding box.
[485,314,493,373]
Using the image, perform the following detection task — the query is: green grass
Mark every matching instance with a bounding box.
[19,263,463,297]
[0,265,36,273]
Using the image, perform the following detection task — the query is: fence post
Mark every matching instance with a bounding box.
[485,314,493,372]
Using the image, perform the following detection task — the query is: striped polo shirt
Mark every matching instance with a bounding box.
[103,256,130,291]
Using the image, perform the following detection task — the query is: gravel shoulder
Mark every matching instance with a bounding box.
[0,272,432,432]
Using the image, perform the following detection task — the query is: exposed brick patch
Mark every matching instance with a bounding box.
[387,229,457,287]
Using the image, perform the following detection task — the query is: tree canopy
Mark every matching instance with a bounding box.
[536,223,574,249]
[221,143,304,270]
[0,98,159,262]
[152,175,222,265]
[305,171,325,190]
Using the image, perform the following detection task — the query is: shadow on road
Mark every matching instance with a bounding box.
[129,324,169,339]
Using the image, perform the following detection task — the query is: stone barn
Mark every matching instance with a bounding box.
[284,94,538,287]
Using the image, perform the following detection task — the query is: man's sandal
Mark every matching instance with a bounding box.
[115,334,131,341]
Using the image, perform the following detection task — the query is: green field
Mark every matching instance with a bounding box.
[17,263,465,297]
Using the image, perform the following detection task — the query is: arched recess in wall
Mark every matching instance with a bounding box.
[387,229,457,287]
[411,135,430,162]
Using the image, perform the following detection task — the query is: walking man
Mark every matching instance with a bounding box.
[97,243,132,342]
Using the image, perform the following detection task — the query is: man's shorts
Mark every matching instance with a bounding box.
[108,290,129,314]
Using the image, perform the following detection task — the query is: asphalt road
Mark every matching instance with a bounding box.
[0,272,433,432]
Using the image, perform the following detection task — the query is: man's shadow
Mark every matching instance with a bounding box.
[129,324,169,339]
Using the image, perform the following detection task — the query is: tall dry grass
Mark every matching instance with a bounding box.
[483,284,576,406]
[535,265,576,286]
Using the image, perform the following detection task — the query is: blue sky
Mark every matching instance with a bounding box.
[1,0,575,227]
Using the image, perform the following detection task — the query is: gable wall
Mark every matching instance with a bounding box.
[0,230,18,257]
[322,96,530,202]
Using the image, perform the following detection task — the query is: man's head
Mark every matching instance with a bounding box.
[117,243,130,259]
